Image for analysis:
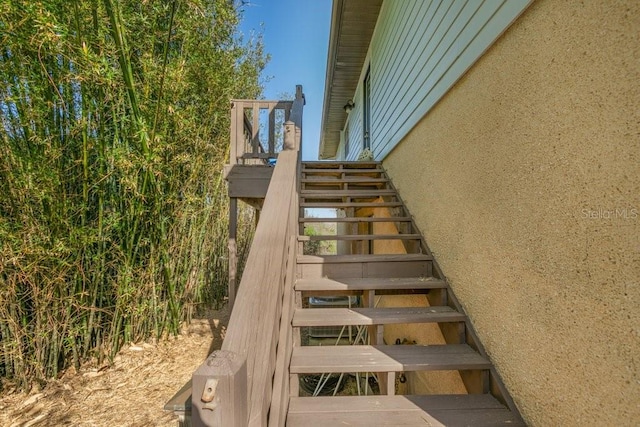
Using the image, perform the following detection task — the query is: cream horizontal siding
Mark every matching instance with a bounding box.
[365,0,531,160]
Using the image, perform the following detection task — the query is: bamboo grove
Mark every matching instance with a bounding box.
[0,0,264,389]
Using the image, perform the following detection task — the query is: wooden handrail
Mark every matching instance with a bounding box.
[191,86,304,426]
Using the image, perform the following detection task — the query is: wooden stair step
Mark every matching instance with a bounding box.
[302,167,383,173]
[303,161,382,168]
[287,395,524,427]
[297,254,431,264]
[300,217,411,223]
[301,189,397,197]
[298,234,421,241]
[301,201,403,208]
[292,306,465,327]
[295,277,446,293]
[290,344,491,374]
[301,177,389,183]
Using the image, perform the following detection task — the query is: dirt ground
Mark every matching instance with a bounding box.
[0,305,230,427]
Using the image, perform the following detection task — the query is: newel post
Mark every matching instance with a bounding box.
[192,350,247,427]
[283,121,296,151]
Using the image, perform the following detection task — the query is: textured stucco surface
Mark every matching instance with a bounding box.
[383,1,640,425]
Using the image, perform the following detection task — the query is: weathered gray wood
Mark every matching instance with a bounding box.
[191,87,304,427]
[268,106,275,154]
[223,150,297,426]
[300,216,411,223]
[241,152,278,159]
[295,277,446,297]
[300,189,397,197]
[297,260,433,280]
[251,103,259,155]
[230,102,238,165]
[225,165,274,199]
[268,236,297,427]
[298,234,421,241]
[300,201,403,208]
[286,395,524,427]
[164,380,192,411]
[301,177,389,183]
[289,394,506,413]
[292,306,465,327]
[287,411,438,426]
[297,254,432,264]
[303,161,381,168]
[385,372,395,396]
[192,350,247,427]
[163,379,192,423]
[290,344,491,374]
[228,198,238,308]
[229,100,294,163]
[301,168,385,176]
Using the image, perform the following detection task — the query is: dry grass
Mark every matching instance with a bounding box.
[0,306,230,427]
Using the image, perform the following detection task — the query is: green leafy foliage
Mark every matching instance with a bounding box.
[0,0,265,389]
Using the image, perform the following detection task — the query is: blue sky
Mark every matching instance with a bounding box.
[238,0,332,160]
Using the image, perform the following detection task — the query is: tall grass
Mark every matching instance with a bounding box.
[0,0,264,389]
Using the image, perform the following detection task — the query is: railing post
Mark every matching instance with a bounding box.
[192,350,247,427]
[283,121,295,151]
[230,102,238,165]
[295,84,303,102]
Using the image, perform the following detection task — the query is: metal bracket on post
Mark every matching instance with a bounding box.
[192,350,247,427]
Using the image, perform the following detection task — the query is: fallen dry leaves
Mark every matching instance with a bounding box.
[0,306,229,427]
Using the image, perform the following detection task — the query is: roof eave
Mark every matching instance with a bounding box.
[318,0,382,160]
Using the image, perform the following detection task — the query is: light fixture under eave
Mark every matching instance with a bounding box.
[343,99,355,113]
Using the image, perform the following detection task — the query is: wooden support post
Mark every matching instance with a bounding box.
[192,350,247,427]
[228,198,238,308]
[386,372,396,396]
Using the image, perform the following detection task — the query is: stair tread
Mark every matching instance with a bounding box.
[301,202,403,208]
[290,344,491,373]
[296,277,445,291]
[297,254,431,264]
[300,217,412,223]
[292,306,465,327]
[301,177,389,183]
[303,161,382,168]
[301,170,384,177]
[298,234,421,241]
[300,188,396,197]
[287,395,524,427]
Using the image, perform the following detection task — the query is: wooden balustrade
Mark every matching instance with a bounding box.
[230,95,296,165]
[189,86,304,426]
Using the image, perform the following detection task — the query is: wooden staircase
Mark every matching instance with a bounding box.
[284,161,524,426]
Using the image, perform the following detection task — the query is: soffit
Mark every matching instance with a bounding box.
[319,0,382,159]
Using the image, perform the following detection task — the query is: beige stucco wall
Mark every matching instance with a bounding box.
[383,1,640,425]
